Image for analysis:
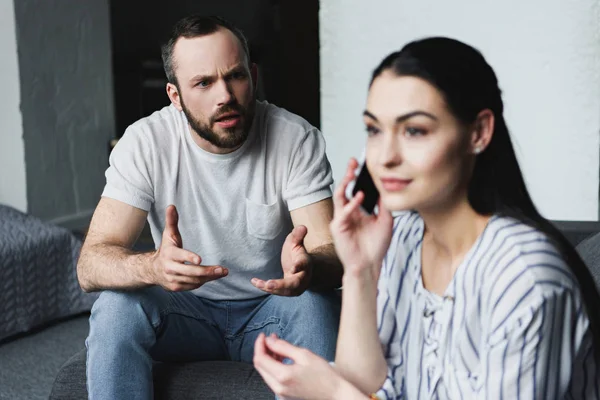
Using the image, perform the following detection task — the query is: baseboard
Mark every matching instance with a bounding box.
[47,209,94,231]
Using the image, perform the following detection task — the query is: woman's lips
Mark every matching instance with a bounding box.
[380,178,412,192]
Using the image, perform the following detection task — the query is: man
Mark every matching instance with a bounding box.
[78,15,342,399]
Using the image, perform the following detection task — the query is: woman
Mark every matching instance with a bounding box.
[253,37,600,399]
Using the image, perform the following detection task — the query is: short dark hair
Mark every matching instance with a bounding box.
[161,15,250,86]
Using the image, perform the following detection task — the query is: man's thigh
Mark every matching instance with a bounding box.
[228,291,341,363]
[145,288,229,363]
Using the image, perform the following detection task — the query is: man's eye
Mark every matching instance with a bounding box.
[196,81,209,88]
[231,71,246,79]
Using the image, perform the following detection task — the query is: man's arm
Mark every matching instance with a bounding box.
[290,198,343,291]
[77,197,154,292]
[79,199,228,293]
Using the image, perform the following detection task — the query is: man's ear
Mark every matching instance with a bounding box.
[469,109,494,155]
[166,83,182,111]
[250,63,259,94]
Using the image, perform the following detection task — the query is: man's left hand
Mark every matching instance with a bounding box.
[251,226,312,296]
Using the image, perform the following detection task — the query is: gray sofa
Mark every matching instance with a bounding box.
[50,352,272,399]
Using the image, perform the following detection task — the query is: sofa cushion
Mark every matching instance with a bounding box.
[50,349,273,399]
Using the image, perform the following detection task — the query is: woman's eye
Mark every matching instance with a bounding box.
[405,127,426,137]
[366,125,380,136]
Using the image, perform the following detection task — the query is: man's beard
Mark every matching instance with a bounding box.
[180,98,255,150]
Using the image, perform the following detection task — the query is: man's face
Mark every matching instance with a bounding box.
[171,28,256,149]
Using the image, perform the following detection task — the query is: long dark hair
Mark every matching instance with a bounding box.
[371,37,600,359]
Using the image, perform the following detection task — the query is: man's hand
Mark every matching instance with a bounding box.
[149,205,228,291]
[251,226,312,296]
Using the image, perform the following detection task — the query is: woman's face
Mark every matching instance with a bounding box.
[364,71,474,213]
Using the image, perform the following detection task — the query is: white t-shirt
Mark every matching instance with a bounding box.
[102,100,333,300]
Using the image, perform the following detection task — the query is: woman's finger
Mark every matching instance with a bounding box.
[340,190,366,220]
[253,336,285,393]
[254,334,292,377]
[263,335,307,363]
[333,158,359,210]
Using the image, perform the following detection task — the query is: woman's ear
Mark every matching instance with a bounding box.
[470,109,494,155]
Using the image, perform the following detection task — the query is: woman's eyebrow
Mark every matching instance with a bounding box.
[363,110,438,123]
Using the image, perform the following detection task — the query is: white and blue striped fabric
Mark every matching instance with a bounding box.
[375,212,599,399]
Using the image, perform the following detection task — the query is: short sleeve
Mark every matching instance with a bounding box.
[283,128,333,211]
[101,126,154,211]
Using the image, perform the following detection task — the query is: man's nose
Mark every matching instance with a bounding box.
[216,79,234,106]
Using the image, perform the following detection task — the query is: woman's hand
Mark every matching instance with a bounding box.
[330,158,394,280]
[253,333,362,400]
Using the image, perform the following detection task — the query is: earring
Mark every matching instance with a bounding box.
[474,147,482,154]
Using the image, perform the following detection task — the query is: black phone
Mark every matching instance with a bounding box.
[351,162,380,214]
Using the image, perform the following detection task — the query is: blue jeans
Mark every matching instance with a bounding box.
[85,287,341,399]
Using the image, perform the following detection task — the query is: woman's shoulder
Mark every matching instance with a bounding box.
[483,215,571,281]
[480,215,581,323]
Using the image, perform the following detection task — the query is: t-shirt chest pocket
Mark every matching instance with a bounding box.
[245,198,284,240]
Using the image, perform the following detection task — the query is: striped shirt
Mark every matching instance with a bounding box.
[376,212,599,399]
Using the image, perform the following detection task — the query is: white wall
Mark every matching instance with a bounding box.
[0,0,27,212]
[320,0,600,221]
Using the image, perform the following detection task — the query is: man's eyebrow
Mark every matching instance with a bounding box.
[189,65,246,84]
[363,110,438,123]
[189,74,213,83]
[224,64,246,76]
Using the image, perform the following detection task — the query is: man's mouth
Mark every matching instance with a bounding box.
[214,113,241,128]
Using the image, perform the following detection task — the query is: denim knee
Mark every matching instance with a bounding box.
[89,288,164,341]
[272,290,341,334]
[294,290,341,324]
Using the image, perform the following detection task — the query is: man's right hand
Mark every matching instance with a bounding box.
[149,205,228,291]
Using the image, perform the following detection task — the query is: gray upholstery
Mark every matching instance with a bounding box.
[50,349,273,399]
[0,205,98,342]
[576,231,600,290]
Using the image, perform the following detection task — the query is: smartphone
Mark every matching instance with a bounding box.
[350,162,379,214]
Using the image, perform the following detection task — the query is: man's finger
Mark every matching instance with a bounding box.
[168,247,202,265]
[287,225,308,247]
[291,253,310,274]
[166,261,228,279]
[163,205,182,247]
[251,276,302,296]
